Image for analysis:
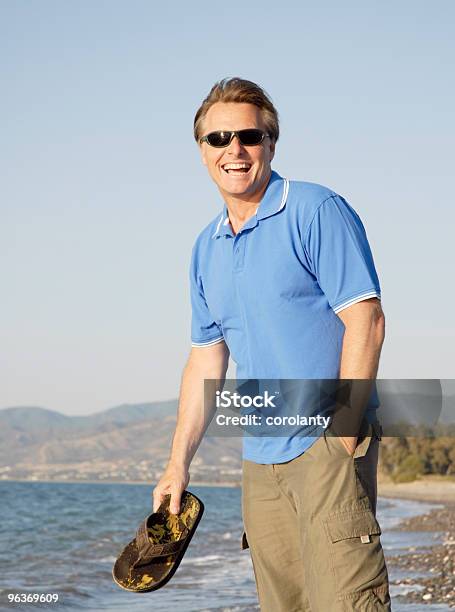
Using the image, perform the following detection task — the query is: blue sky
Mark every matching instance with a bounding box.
[1,1,454,414]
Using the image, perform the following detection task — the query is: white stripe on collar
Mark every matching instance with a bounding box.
[212,177,289,237]
[212,213,225,238]
[277,178,289,213]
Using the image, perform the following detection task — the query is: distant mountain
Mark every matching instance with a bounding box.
[0,406,72,432]
[0,401,178,433]
[0,402,242,484]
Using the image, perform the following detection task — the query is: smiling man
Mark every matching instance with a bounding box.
[153,78,391,611]
[199,101,275,233]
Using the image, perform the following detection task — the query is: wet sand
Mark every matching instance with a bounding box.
[379,480,455,504]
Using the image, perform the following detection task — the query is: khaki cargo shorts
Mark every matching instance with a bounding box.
[241,421,391,611]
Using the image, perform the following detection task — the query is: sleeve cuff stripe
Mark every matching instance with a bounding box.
[333,291,381,313]
[191,336,224,347]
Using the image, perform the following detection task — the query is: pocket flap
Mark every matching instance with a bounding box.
[326,510,381,543]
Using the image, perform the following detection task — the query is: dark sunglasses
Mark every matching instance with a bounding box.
[199,129,268,148]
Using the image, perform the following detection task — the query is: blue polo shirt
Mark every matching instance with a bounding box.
[190,170,381,463]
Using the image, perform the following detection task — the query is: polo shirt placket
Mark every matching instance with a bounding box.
[228,214,260,374]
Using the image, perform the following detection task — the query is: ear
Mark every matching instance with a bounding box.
[268,139,276,162]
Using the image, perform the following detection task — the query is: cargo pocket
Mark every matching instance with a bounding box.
[324,508,388,600]
[337,587,391,611]
[241,530,249,550]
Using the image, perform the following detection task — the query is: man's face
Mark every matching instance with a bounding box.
[199,102,275,201]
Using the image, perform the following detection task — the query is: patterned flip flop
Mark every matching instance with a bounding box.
[112,490,204,592]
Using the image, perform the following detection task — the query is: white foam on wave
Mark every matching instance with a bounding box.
[390,583,425,597]
[200,607,258,612]
[186,554,224,565]
[99,556,116,563]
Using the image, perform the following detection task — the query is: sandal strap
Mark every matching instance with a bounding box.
[133,534,189,567]
[135,516,151,551]
[133,515,189,568]
[136,514,188,550]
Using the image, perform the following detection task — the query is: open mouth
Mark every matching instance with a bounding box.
[221,162,252,175]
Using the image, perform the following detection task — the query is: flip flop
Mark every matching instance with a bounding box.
[112,490,204,593]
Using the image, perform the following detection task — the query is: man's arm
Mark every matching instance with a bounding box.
[153,340,229,513]
[335,297,385,455]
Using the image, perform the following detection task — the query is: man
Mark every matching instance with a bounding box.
[153,77,390,611]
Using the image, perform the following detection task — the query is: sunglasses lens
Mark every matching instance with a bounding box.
[238,129,265,146]
[206,131,232,147]
[203,129,266,147]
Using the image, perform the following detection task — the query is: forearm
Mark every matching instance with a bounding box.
[334,299,385,450]
[339,327,382,434]
[339,315,384,380]
[169,347,228,470]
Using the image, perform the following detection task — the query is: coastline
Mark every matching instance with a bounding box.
[379,479,455,505]
[0,477,241,488]
[378,480,455,609]
[4,475,455,501]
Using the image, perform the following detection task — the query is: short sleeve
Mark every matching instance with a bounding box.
[304,195,381,313]
[189,245,224,347]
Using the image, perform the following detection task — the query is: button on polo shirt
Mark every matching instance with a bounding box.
[190,171,381,464]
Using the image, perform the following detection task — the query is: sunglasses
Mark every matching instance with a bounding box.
[199,129,268,148]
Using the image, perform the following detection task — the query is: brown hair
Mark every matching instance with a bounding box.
[193,77,279,144]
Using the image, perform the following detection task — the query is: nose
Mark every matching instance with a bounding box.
[226,133,245,155]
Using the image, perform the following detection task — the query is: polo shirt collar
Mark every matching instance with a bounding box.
[212,170,289,239]
[256,170,289,221]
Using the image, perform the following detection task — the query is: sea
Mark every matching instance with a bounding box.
[0,482,450,611]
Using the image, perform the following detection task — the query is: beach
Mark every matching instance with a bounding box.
[379,479,455,609]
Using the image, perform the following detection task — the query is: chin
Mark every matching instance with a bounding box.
[221,176,252,191]
[223,185,252,198]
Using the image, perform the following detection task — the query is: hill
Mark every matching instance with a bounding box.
[0,403,242,484]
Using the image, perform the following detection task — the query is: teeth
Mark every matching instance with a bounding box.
[223,163,251,170]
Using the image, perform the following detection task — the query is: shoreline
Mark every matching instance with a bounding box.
[0,478,241,488]
[387,503,455,608]
[378,479,455,505]
[3,476,455,500]
[378,479,455,608]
